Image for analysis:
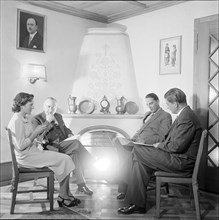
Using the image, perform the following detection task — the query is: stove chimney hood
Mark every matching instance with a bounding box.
[71,26,142,114]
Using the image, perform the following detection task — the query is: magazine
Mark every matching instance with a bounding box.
[64,134,80,141]
[117,137,154,147]
[132,141,154,147]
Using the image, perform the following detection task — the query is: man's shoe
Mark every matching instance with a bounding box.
[117,204,132,213]
[116,193,125,200]
[76,185,93,195]
[118,204,146,214]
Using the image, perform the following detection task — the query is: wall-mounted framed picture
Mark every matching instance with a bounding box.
[17,9,46,52]
[159,36,182,75]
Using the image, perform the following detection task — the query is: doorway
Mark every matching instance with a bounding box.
[193,14,218,194]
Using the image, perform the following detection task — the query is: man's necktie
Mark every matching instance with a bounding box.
[144,112,154,123]
[28,36,32,45]
[169,117,178,134]
[164,116,178,143]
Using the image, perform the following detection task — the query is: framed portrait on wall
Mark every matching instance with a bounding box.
[159,36,182,75]
[17,9,46,52]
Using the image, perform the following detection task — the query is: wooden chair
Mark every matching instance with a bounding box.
[147,177,169,194]
[155,129,207,220]
[6,127,54,214]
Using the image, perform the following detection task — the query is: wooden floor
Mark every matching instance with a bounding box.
[0,177,218,219]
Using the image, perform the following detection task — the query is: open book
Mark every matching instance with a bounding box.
[64,134,80,141]
[117,137,154,147]
[132,141,154,147]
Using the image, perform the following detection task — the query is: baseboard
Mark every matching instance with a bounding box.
[0,180,11,187]
[0,161,12,187]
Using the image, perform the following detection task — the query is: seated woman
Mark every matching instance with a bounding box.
[7,92,80,207]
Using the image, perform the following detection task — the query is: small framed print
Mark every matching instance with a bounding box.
[17,9,46,52]
[159,36,182,75]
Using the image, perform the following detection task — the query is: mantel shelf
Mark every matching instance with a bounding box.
[62,113,144,119]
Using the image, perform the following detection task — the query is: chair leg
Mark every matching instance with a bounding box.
[49,173,54,211]
[192,183,201,220]
[10,177,19,214]
[47,177,49,200]
[33,177,38,186]
[165,183,169,194]
[189,184,194,206]
[156,177,161,218]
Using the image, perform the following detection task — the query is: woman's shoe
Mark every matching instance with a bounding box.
[69,195,81,205]
[57,195,78,207]
[76,185,93,195]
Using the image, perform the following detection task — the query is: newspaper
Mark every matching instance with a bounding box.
[117,137,154,147]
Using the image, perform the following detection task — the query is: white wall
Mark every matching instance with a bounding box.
[117,1,218,111]
[0,1,105,162]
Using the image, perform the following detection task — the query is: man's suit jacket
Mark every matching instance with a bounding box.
[132,108,172,144]
[32,112,72,144]
[158,106,202,160]
[123,106,202,207]
[22,32,43,50]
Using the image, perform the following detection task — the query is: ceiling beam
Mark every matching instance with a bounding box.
[21,0,108,23]
[18,0,187,24]
[126,0,148,8]
[108,1,186,23]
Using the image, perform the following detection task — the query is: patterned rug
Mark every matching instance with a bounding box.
[0,180,89,219]
[2,179,218,219]
[1,208,89,219]
[0,179,165,219]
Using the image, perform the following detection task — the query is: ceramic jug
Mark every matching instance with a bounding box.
[67,95,77,114]
[115,96,126,114]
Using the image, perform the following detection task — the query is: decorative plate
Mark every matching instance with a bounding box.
[78,100,95,114]
[125,101,139,114]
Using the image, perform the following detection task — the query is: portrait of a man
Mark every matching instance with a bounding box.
[17,9,45,52]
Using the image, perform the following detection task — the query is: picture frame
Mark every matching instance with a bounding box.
[159,36,182,75]
[17,9,46,52]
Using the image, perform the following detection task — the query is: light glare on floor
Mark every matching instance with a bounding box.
[94,158,110,171]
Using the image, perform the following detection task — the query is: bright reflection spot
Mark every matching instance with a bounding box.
[94,158,110,171]
[84,145,119,181]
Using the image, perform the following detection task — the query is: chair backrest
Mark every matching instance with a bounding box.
[5,127,19,176]
[192,129,207,180]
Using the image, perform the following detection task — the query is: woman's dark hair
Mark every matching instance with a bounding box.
[12,92,34,112]
[164,88,187,104]
[145,93,159,101]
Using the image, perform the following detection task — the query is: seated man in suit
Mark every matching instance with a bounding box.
[32,97,94,195]
[114,93,172,200]
[118,88,202,214]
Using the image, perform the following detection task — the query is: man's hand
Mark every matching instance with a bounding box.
[47,145,59,152]
[153,143,160,148]
[35,124,47,136]
[38,144,44,151]
[46,114,55,123]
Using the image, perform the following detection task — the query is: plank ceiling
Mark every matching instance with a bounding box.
[22,0,187,23]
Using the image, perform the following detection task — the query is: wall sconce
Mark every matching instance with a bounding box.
[23,64,46,84]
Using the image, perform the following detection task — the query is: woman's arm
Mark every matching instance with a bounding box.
[13,119,47,151]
